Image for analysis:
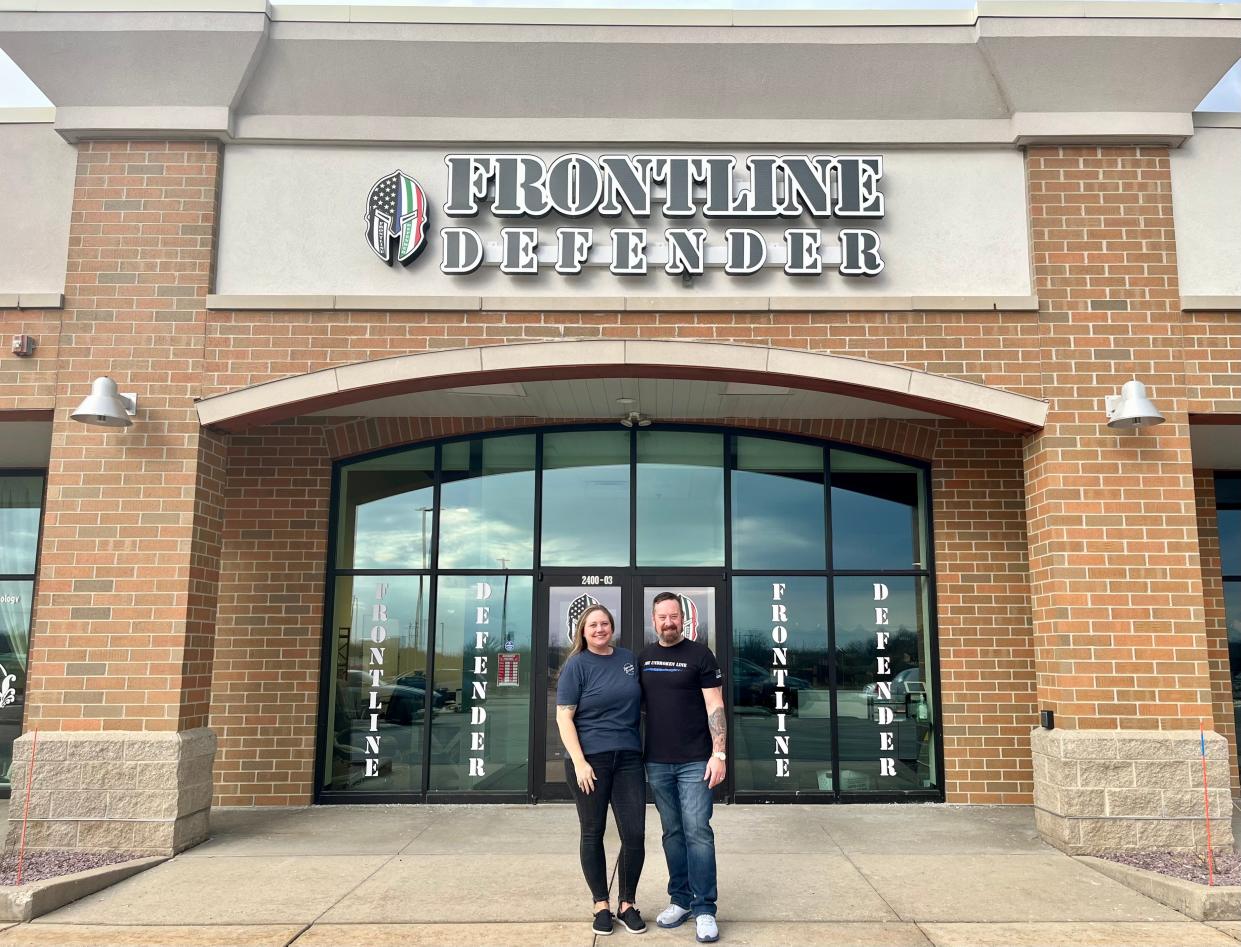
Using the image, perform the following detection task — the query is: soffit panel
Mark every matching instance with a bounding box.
[306,377,945,422]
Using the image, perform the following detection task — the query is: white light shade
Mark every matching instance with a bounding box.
[1106,379,1165,429]
[70,377,136,428]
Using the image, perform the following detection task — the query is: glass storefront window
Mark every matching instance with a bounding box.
[541,431,630,566]
[636,431,724,567]
[324,575,430,793]
[336,448,435,569]
[834,575,935,791]
[439,436,535,570]
[1221,509,1241,576]
[830,451,925,571]
[326,430,937,801]
[731,576,830,792]
[429,574,532,792]
[732,438,825,570]
[0,477,42,575]
[0,579,32,785]
[0,473,41,788]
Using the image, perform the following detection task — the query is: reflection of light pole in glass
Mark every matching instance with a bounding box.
[413,507,433,660]
[496,557,511,650]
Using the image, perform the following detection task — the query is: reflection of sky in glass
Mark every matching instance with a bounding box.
[541,432,630,566]
[352,487,434,569]
[439,436,535,569]
[831,476,919,571]
[0,477,42,575]
[637,432,724,566]
[1221,510,1241,576]
[732,470,824,570]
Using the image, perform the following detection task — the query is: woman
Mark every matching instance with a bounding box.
[556,603,646,936]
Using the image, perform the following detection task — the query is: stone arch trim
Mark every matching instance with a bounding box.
[196,340,1048,434]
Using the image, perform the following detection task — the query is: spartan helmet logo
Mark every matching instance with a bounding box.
[678,594,700,642]
[364,170,429,266]
[566,593,601,644]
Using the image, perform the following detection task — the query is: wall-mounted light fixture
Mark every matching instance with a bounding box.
[1105,379,1165,430]
[71,377,137,428]
[619,410,651,428]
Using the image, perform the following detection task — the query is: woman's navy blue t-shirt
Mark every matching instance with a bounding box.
[556,646,642,755]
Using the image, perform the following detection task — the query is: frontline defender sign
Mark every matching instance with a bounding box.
[365,154,886,279]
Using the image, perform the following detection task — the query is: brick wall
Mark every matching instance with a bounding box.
[934,430,1036,802]
[209,423,329,805]
[26,141,223,732]
[201,310,1044,400]
[1024,145,1212,730]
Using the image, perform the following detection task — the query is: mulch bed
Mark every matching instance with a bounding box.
[1103,850,1241,886]
[0,850,143,886]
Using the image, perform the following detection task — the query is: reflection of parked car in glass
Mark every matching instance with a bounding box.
[865,666,924,719]
[384,672,448,725]
[732,657,808,714]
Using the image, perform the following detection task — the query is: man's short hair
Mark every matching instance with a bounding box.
[651,591,683,615]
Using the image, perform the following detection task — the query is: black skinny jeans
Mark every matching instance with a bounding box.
[565,749,646,905]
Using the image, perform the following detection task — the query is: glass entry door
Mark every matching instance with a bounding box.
[535,572,630,801]
[534,572,727,801]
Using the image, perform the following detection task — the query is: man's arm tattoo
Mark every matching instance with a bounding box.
[708,707,726,752]
[557,704,576,713]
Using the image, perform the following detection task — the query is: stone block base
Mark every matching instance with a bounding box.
[1032,728,1234,855]
[4,728,217,855]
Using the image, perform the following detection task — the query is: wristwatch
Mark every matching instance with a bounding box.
[712,751,727,762]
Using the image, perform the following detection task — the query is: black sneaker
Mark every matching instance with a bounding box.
[618,905,646,934]
[593,908,615,936]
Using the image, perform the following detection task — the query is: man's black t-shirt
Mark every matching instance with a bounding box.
[639,637,723,763]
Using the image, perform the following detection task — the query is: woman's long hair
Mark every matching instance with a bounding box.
[568,603,617,657]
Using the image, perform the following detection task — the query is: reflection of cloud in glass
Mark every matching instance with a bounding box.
[439,472,534,569]
[541,464,629,565]
[731,472,825,569]
[353,488,434,568]
[0,508,40,574]
[831,485,918,571]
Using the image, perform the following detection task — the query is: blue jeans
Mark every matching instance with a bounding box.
[646,760,717,917]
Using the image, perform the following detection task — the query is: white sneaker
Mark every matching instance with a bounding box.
[695,915,719,943]
[655,904,691,929]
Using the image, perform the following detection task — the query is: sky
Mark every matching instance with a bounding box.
[0,0,1238,110]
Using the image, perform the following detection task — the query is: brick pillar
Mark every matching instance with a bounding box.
[7,141,224,855]
[1024,146,1230,853]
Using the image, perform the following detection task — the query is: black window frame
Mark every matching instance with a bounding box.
[316,424,943,805]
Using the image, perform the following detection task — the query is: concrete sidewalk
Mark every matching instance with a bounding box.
[0,804,1238,946]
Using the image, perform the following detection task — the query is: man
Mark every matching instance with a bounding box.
[639,591,726,944]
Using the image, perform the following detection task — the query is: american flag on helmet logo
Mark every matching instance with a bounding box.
[364,170,429,266]
[567,593,601,644]
[678,594,699,642]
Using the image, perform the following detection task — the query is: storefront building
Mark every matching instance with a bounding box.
[0,1,1240,855]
